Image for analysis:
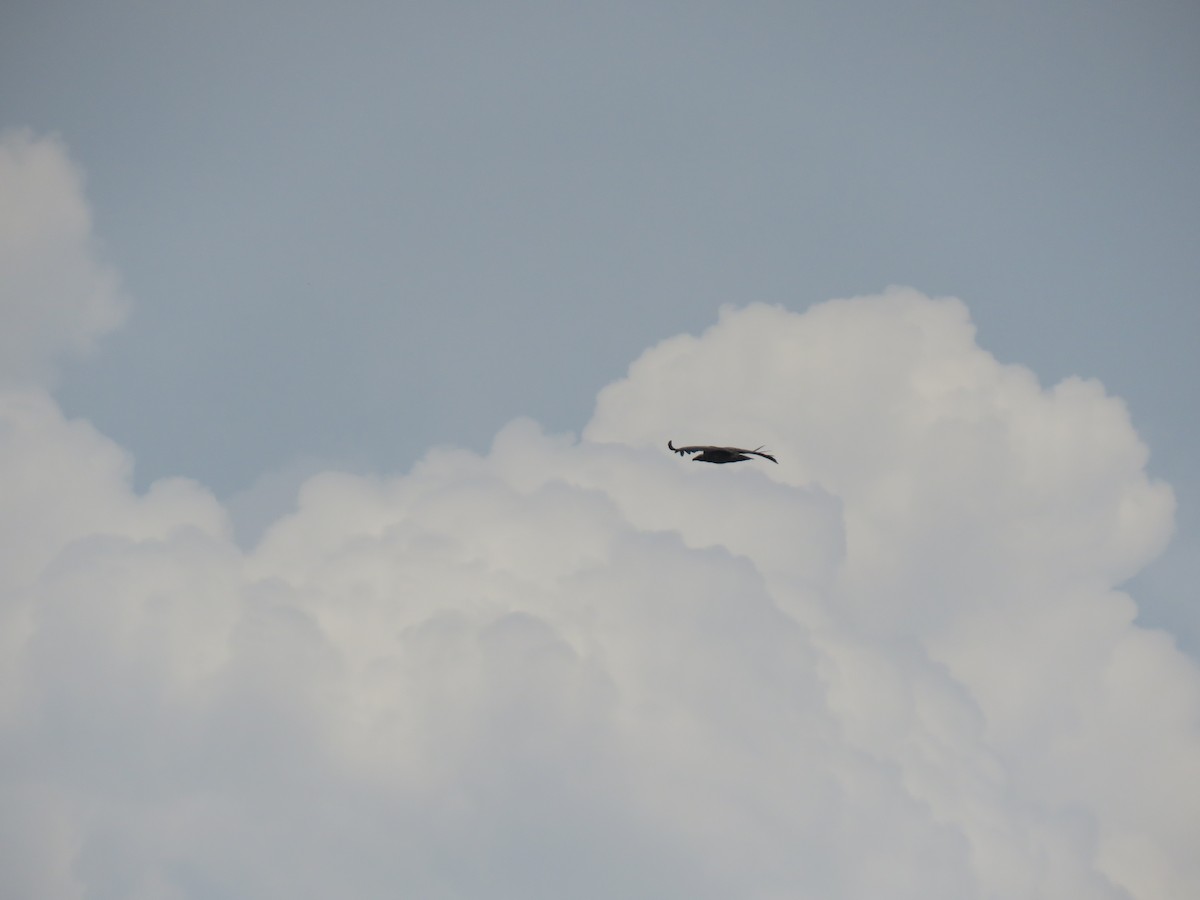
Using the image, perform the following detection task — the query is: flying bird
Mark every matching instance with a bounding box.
[668,441,778,464]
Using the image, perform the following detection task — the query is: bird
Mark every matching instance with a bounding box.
[668,441,778,464]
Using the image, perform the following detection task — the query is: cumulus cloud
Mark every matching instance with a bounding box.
[1,152,1196,898]
[0,129,128,387]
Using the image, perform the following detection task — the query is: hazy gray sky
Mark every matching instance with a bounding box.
[2,3,1199,897]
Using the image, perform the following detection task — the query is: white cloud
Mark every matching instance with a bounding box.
[0,129,128,387]
[2,160,1196,899]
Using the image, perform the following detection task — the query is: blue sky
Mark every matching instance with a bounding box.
[5,1,1196,640]
[2,3,1199,897]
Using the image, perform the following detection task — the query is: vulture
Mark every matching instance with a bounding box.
[668,441,778,464]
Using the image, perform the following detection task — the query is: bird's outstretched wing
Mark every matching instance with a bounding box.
[668,441,706,456]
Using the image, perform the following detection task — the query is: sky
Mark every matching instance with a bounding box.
[2,2,1199,898]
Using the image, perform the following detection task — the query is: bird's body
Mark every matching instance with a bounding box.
[668,441,777,464]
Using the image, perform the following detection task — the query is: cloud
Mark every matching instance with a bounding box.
[1,153,1196,897]
[0,129,128,387]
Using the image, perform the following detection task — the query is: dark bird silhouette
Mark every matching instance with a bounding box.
[668,441,778,464]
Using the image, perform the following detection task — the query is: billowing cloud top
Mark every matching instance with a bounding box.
[0,130,127,387]
[1,135,1197,900]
